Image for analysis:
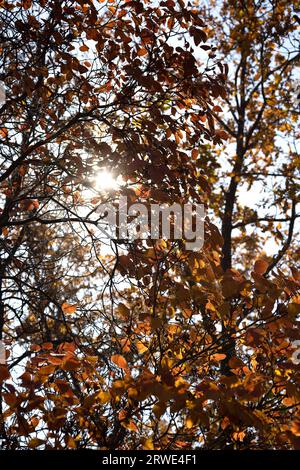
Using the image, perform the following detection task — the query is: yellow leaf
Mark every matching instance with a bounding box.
[98,391,110,404]
[143,438,154,450]
[136,340,148,354]
[186,416,194,429]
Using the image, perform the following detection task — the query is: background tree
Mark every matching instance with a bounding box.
[196,0,300,448]
[200,0,300,273]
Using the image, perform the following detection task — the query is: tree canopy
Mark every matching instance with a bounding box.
[0,0,299,451]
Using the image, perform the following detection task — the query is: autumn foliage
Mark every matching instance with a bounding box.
[0,0,299,450]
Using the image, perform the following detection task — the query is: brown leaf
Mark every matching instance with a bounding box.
[254,259,268,275]
[28,438,44,448]
[0,365,10,383]
[229,356,244,369]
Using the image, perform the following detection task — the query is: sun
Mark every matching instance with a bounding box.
[94,168,120,192]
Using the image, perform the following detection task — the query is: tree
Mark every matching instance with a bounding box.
[197,0,300,448]
[0,0,299,451]
[0,0,227,450]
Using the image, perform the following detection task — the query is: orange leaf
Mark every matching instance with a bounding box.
[213,105,223,112]
[211,353,226,361]
[118,409,127,421]
[0,127,8,138]
[221,416,230,430]
[48,355,64,365]
[24,199,39,211]
[62,302,77,315]
[111,354,128,369]
[233,431,245,442]
[18,165,27,176]
[59,342,76,353]
[66,436,77,449]
[2,227,9,237]
[98,390,111,404]
[38,365,56,376]
[42,342,53,350]
[123,419,138,432]
[137,47,147,56]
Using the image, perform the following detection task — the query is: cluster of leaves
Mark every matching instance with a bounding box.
[0,0,299,451]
